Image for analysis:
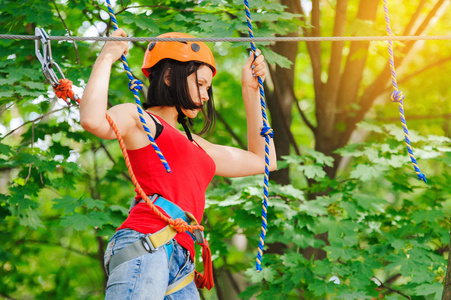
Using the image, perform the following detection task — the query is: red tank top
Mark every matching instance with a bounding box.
[117,113,216,258]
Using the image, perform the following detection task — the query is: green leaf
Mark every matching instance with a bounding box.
[82,197,105,210]
[270,184,304,201]
[336,290,373,299]
[109,205,129,215]
[412,282,444,299]
[60,211,111,231]
[299,196,332,217]
[350,164,388,181]
[52,196,82,214]
[0,143,14,156]
[298,164,326,179]
[357,122,384,133]
[121,11,159,32]
[304,148,334,167]
[260,47,292,68]
[307,279,337,297]
[352,194,387,212]
[17,208,43,229]
[244,267,275,283]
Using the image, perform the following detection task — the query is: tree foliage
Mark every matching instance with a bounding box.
[0,0,450,299]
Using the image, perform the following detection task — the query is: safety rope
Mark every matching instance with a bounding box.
[105,0,170,173]
[103,0,213,290]
[3,34,451,42]
[243,0,274,272]
[383,0,427,183]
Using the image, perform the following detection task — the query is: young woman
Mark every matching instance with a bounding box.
[80,28,277,299]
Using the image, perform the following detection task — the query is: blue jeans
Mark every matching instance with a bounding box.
[104,229,200,300]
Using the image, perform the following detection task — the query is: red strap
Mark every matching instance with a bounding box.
[194,240,214,290]
[53,78,78,104]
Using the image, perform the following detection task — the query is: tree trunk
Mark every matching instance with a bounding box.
[265,0,301,185]
[315,0,378,179]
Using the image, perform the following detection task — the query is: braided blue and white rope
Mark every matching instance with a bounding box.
[244,0,274,272]
[105,0,171,173]
[383,0,426,182]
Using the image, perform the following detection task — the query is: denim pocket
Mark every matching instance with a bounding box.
[168,244,195,286]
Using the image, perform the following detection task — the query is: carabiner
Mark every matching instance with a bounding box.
[35,27,65,88]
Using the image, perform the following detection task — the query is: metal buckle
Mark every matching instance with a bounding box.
[141,236,157,253]
[193,229,205,244]
[35,27,65,88]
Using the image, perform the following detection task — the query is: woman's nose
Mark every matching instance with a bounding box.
[201,89,209,102]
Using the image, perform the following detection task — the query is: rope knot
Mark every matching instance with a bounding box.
[171,218,189,233]
[53,78,77,104]
[260,126,274,138]
[197,239,209,248]
[417,173,427,183]
[390,90,405,102]
[129,79,143,91]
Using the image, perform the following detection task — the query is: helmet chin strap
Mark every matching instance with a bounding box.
[176,106,194,142]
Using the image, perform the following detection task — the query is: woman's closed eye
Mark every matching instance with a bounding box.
[198,82,210,90]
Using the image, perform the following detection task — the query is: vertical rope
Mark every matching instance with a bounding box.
[383,0,426,183]
[243,0,274,272]
[105,0,171,173]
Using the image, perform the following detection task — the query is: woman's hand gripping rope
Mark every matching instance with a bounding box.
[242,49,266,92]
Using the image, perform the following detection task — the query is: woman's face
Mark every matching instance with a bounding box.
[182,65,213,119]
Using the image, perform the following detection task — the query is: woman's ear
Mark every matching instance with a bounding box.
[164,68,171,86]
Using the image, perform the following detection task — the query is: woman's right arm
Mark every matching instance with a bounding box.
[80,28,135,140]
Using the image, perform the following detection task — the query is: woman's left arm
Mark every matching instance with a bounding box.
[196,50,277,177]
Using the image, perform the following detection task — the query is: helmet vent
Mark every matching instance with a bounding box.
[191,43,200,52]
[148,42,156,51]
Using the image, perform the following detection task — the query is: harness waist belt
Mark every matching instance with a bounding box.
[107,194,203,295]
[132,196,203,243]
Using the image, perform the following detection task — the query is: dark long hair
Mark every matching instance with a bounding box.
[143,59,215,135]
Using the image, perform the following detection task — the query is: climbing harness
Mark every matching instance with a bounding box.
[106,194,204,296]
[243,0,274,272]
[383,0,427,183]
[35,27,79,104]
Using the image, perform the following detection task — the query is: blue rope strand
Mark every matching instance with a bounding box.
[105,0,171,173]
[383,0,426,183]
[243,0,274,272]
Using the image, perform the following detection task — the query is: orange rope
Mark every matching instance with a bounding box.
[53,78,79,104]
[194,240,214,290]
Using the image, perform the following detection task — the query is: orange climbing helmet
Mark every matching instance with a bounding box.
[142,32,216,78]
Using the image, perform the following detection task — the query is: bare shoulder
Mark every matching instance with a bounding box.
[192,134,215,152]
[107,102,138,115]
[107,103,147,126]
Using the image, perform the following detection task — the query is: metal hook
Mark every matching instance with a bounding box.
[35,27,65,88]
